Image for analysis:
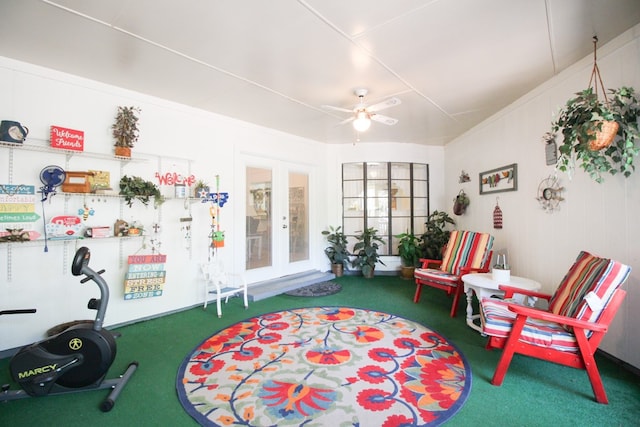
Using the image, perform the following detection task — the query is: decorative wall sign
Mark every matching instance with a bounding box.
[50,125,84,151]
[124,254,167,300]
[479,163,518,195]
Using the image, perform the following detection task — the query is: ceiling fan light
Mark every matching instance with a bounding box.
[353,111,371,132]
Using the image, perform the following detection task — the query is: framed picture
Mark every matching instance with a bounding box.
[479,163,518,195]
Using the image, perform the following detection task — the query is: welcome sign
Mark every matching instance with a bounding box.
[50,125,84,151]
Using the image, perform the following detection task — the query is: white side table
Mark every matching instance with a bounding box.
[461,273,542,333]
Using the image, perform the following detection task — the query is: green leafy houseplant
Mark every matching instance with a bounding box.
[351,227,385,278]
[322,225,350,276]
[112,106,141,157]
[552,87,640,183]
[395,231,422,279]
[420,210,455,260]
[119,175,165,207]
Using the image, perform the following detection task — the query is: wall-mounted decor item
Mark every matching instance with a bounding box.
[493,198,503,229]
[458,170,470,183]
[479,163,517,195]
[453,190,469,215]
[536,175,565,213]
[551,37,640,183]
[542,132,557,166]
[0,120,28,144]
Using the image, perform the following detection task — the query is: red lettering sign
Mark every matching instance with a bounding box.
[50,126,84,152]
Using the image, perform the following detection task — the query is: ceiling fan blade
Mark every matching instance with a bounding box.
[338,116,355,125]
[367,97,401,112]
[370,113,398,125]
[321,105,354,113]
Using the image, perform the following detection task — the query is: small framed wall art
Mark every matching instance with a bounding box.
[479,163,518,195]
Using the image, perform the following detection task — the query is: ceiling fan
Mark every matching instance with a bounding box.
[322,88,401,132]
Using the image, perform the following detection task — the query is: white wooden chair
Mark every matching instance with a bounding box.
[200,255,248,318]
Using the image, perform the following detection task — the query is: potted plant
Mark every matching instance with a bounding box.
[321,225,350,277]
[119,175,165,207]
[395,231,422,279]
[420,210,455,260]
[351,227,385,278]
[193,180,209,198]
[112,106,141,158]
[552,87,640,183]
[453,190,470,216]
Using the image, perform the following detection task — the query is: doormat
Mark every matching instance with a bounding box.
[284,281,342,297]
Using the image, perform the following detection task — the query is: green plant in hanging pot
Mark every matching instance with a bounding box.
[351,227,385,278]
[119,175,165,208]
[322,225,350,277]
[551,37,640,183]
[395,231,422,279]
[452,190,470,216]
[112,106,141,158]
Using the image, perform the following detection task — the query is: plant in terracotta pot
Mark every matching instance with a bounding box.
[119,175,164,208]
[395,231,422,279]
[420,210,455,261]
[112,106,141,158]
[552,87,640,183]
[322,225,350,277]
[351,227,385,278]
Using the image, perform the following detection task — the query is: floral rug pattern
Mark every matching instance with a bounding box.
[176,307,471,426]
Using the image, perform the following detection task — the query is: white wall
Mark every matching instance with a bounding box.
[444,25,640,368]
[0,57,442,353]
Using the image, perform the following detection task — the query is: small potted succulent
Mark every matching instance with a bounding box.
[112,106,141,158]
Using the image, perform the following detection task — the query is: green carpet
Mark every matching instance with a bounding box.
[1,275,639,426]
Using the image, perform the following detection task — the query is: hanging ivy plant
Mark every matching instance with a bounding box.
[119,175,165,208]
[552,87,640,183]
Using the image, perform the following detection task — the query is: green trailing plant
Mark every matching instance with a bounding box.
[119,175,164,207]
[351,227,385,277]
[395,231,422,268]
[322,225,350,268]
[552,87,640,183]
[112,106,141,148]
[420,210,455,260]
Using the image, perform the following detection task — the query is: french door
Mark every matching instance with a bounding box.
[243,157,312,283]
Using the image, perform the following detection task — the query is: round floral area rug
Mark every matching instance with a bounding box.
[176,307,472,426]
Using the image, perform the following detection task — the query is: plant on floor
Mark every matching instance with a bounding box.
[119,175,165,207]
[420,210,455,260]
[395,230,422,279]
[322,225,350,276]
[351,227,385,278]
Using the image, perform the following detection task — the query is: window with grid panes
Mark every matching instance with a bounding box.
[342,162,429,255]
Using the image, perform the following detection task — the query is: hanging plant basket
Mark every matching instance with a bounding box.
[551,37,640,183]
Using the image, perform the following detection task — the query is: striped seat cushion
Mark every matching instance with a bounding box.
[480,297,578,352]
[414,268,459,287]
[439,230,494,275]
[549,251,631,331]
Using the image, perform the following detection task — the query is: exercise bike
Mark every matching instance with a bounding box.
[0,246,138,412]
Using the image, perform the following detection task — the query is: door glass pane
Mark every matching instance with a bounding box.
[246,167,271,270]
[289,172,308,262]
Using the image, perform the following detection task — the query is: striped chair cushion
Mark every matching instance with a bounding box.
[549,251,631,329]
[481,297,578,352]
[439,230,494,275]
[413,268,459,287]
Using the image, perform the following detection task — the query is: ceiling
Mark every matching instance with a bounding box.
[1,1,639,146]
